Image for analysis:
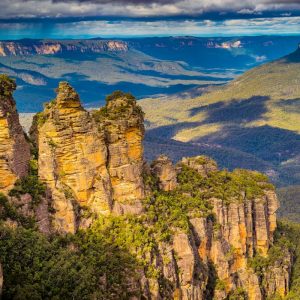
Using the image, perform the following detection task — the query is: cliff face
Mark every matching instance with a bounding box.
[145,157,291,300]
[98,92,146,214]
[0,40,129,56]
[0,75,30,193]
[0,78,293,299]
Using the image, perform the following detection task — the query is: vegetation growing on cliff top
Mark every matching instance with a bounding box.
[0,74,16,97]
[92,90,144,122]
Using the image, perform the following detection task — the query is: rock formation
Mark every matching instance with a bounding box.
[151,155,177,191]
[0,78,294,299]
[32,82,113,233]
[97,91,146,215]
[0,75,30,193]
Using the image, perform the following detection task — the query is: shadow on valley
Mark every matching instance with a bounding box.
[196,125,300,164]
[145,93,299,185]
[275,98,300,113]
[189,96,269,123]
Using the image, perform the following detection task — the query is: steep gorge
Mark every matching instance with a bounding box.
[0,76,295,299]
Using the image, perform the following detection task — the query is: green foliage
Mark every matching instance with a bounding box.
[105,90,135,105]
[35,112,47,127]
[248,254,269,276]
[0,193,35,228]
[100,90,144,121]
[8,174,46,208]
[275,221,300,300]
[215,279,226,291]
[0,74,16,96]
[92,107,108,121]
[228,288,248,300]
[178,164,273,205]
[248,220,300,299]
[0,223,141,299]
[142,172,159,191]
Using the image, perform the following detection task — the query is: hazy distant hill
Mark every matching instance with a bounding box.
[141,46,300,188]
[0,36,299,111]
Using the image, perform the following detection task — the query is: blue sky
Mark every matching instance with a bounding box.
[0,0,300,39]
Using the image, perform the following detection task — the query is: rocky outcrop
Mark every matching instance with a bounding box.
[99,91,145,215]
[264,249,292,298]
[181,156,218,177]
[31,85,146,232]
[174,158,290,300]
[151,155,177,191]
[33,82,112,233]
[0,75,30,193]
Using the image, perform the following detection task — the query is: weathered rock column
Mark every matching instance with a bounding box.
[97,91,146,215]
[33,82,112,233]
[0,75,30,194]
[151,155,178,191]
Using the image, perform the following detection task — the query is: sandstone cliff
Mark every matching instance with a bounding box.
[96,91,145,214]
[145,156,291,300]
[0,75,30,193]
[31,85,146,232]
[0,40,128,56]
[0,78,294,299]
[32,82,113,233]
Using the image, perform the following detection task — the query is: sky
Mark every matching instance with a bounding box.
[0,0,300,39]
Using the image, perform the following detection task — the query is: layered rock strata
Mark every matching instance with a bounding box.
[151,155,178,191]
[0,75,30,193]
[32,86,146,232]
[99,91,146,215]
[32,82,113,233]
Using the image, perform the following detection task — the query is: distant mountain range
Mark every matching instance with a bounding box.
[141,45,300,189]
[0,36,299,111]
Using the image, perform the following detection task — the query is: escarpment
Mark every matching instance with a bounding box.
[0,77,295,299]
[0,75,30,193]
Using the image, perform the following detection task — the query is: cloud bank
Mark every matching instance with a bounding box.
[0,0,300,19]
[1,17,300,40]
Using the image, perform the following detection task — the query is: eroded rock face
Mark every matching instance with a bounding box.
[0,75,30,193]
[33,82,112,233]
[151,155,177,191]
[99,92,145,215]
[264,249,292,298]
